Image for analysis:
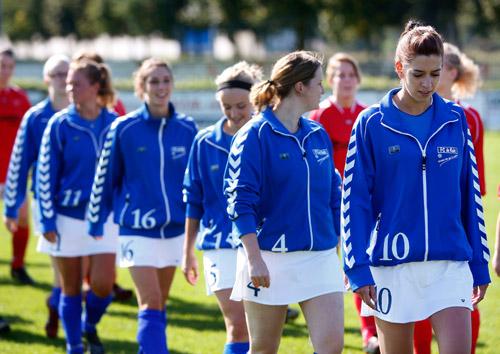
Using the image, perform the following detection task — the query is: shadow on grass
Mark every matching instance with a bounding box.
[0,259,51,268]
[0,276,53,292]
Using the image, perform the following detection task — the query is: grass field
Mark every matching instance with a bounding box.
[0,132,499,354]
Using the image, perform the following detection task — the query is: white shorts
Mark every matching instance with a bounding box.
[203,249,238,296]
[118,234,184,268]
[231,247,344,305]
[361,261,473,323]
[37,214,119,257]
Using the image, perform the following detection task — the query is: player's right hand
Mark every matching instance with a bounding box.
[493,252,500,277]
[355,285,377,310]
[182,252,199,286]
[247,255,270,288]
[3,216,18,233]
[43,231,58,243]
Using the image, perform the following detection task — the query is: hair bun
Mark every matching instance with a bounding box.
[404,19,424,34]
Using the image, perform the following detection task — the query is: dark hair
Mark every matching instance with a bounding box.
[395,20,444,64]
[69,59,115,107]
[0,48,15,58]
[251,51,322,112]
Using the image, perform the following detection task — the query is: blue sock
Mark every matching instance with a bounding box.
[59,294,83,354]
[223,342,250,354]
[48,287,61,309]
[137,309,169,354]
[82,290,113,334]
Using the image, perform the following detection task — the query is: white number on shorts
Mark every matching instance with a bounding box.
[271,234,288,253]
[380,232,410,261]
[131,208,157,229]
[61,189,82,207]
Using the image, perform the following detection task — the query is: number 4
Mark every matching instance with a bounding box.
[271,234,288,253]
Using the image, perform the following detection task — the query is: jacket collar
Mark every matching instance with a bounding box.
[139,102,177,122]
[380,88,460,133]
[66,104,107,127]
[262,106,319,137]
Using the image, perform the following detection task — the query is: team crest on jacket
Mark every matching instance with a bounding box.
[171,146,186,159]
[437,146,458,166]
[312,148,329,164]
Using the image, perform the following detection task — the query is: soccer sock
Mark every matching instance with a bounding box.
[59,294,84,353]
[223,342,250,354]
[413,319,432,354]
[82,290,113,334]
[353,293,377,345]
[471,307,480,354]
[137,309,169,354]
[49,287,62,310]
[11,225,29,269]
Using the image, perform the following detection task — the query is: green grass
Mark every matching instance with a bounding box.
[0,132,499,353]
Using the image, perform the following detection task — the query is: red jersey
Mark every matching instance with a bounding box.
[0,87,31,182]
[461,103,486,196]
[113,98,126,116]
[310,97,365,177]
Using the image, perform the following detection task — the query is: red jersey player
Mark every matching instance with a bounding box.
[0,48,33,284]
[310,53,377,353]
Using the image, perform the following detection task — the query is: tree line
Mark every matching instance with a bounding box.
[2,0,500,50]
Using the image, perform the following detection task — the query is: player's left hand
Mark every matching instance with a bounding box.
[472,284,488,305]
[493,252,500,277]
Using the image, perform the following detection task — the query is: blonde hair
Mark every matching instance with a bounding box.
[133,58,173,100]
[43,54,70,78]
[70,59,115,108]
[215,61,263,87]
[443,42,481,99]
[326,52,362,84]
[251,51,322,112]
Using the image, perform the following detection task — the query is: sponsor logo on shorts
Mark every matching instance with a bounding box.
[171,146,186,159]
[312,148,329,164]
[437,146,458,166]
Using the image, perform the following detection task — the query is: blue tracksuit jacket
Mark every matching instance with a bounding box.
[183,117,240,250]
[342,89,491,291]
[87,103,197,238]
[36,105,117,233]
[223,107,342,252]
[4,98,56,218]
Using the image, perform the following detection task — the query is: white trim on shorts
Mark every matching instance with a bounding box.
[37,213,118,257]
[231,247,345,305]
[118,234,184,268]
[361,260,473,323]
[202,248,238,296]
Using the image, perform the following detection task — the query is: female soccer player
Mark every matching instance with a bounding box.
[0,48,32,284]
[342,21,490,354]
[224,51,344,353]
[182,61,262,354]
[87,58,197,354]
[3,54,70,338]
[310,53,377,353]
[412,41,488,354]
[37,58,118,354]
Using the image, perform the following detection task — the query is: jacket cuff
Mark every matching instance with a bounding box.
[469,262,491,287]
[232,214,257,239]
[4,207,19,219]
[345,264,375,292]
[186,203,203,219]
[40,219,57,234]
[88,222,104,237]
